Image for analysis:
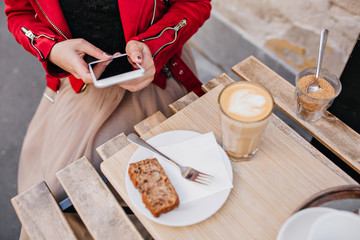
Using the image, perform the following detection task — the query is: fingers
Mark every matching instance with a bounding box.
[74,39,111,83]
[119,40,156,92]
[50,39,155,87]
[71,59,93,83]
[48,39,112,84]
[78,40,114,83]
[92,59,111,79]
[79,39,110,60]
[118,63,156,92]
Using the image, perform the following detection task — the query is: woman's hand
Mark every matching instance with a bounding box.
[48,38,111,84]
[119,40,155,92]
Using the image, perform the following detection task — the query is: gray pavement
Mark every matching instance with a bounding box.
[1,2,45,239]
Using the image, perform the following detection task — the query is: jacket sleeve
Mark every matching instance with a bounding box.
[130,0,211,74]
[4,0,66,76]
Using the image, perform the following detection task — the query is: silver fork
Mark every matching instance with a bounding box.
[127,133,213,185]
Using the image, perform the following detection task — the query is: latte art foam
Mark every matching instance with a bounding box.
[219,82,273,122]
[229,89,267,117]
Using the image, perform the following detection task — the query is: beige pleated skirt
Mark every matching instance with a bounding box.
[18,44,196,239]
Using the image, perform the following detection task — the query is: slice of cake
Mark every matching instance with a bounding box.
[128,158,180,217]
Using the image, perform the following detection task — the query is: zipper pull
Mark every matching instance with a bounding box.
[21,27,36,40]
[174,19,187,32]
[21,26,45,60]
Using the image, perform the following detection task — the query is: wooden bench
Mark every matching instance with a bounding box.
[12,157,143,240]
[232,56,360,174]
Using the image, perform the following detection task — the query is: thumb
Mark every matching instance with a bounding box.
[126,41,143,64]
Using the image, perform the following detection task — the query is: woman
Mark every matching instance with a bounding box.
[5,0,211,238]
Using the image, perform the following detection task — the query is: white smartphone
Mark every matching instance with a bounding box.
[88,53,145,88]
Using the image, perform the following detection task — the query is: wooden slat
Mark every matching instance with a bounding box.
[56,157,143,240]
[232,56,360,173]
[168,91,199,113]
[201,72,234,92]
[11,181,76,240]
[96,133,129,161]
[134,111,167,136]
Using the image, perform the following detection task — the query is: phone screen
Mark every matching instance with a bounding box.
[90,54,134,80]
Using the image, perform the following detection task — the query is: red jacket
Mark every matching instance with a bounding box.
[4,0,211,96]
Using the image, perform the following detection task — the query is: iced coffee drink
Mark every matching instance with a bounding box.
[219,81,273,160]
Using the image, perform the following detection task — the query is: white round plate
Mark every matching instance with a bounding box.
[125,130,233,226]
[277,207,336,240]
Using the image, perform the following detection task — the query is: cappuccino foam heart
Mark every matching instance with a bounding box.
[219,82,273,122]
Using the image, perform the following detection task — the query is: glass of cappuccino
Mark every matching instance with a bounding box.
[218,81,273,161]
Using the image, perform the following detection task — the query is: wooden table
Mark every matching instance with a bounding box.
[99,69,357,239]
[12,57,359,240]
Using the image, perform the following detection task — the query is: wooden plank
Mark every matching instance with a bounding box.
[96,133,129,161]
[168,91,199,113]
[57,157,143,240]
[11,181,76,240]
[201,72,234,92]
[134,111,167,136]
[101,85,355,240]
[232,56,360,173]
